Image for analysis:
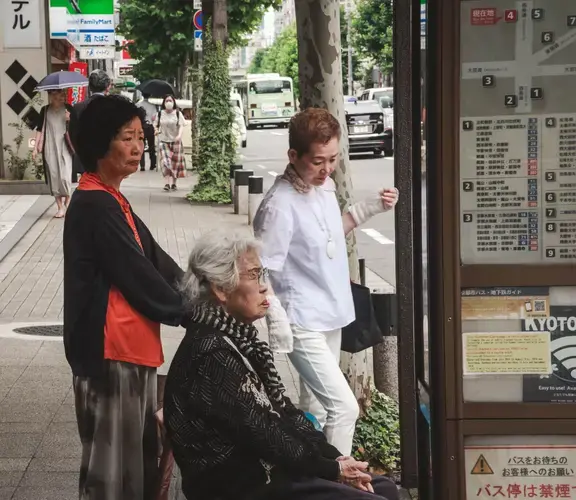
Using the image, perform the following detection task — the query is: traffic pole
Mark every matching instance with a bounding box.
[248,176,264,225]
[234,169,253,216]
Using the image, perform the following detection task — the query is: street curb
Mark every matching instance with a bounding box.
[0,195,54,264]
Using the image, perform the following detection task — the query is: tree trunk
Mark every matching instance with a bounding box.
[190,63,202,170]
[212,0,227,46]
[202,0,214,33]
[295,0,372,412]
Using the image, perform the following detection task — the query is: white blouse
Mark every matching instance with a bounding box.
[253,177,355,332]
[156,109,185,143]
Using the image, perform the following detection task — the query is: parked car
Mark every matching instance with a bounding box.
[344,100,393,157]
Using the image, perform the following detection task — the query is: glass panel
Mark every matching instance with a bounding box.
[421,0,430,386]
[462,286,576,402]
[249,80,291,94]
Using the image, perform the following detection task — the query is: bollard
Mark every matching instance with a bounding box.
[234,170,253,216]
[248,176,264,225]
[372,292,399,400]
[230,164,243,202]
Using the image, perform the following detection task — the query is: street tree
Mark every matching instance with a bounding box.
[340,5,362,95]
[119,0,281,85]
[250,19,359,98]
[248,48,269,73]
[249,25,300,96]
[118,0,196,88]
[352,0,393,78]
[295,0,371,409]
[187,30,235,204]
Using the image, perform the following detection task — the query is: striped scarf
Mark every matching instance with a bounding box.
[189,305,287,407]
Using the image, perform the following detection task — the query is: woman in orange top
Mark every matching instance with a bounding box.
[63,95,184,500]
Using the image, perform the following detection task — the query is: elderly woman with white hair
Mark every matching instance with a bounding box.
[163,233,398,500]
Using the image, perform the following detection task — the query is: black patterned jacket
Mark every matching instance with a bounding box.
[164,322,341,500]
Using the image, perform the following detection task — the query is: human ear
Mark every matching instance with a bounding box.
[288,148,298,165]
[210,283,227,305]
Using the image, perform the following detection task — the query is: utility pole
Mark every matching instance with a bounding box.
[346,0,353,95]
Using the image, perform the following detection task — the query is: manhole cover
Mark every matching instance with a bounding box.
[13,325,63,336]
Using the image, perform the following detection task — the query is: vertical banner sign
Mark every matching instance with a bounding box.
[67,62,88,106]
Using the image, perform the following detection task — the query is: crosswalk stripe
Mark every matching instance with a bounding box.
[361,228,394,245]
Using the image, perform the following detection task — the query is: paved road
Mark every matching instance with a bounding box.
[239,128,397,287]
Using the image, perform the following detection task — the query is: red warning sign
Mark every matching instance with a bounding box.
[470,8,500,25]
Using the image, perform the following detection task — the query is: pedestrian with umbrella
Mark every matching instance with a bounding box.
[32,70,88,217]
[137,79,176,99]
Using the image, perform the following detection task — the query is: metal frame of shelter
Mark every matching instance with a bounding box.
[392,0,576,498]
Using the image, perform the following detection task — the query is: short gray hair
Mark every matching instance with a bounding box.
[180,233,261,306]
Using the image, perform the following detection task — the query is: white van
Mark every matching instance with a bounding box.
[358,87,394,109]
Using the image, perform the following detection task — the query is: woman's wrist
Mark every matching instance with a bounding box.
[348,196,385,226]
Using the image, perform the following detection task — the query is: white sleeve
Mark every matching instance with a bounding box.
[253,204,293,272]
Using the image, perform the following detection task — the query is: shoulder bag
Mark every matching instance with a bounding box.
[341,281,383,353]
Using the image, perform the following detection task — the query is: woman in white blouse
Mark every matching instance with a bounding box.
[253,108,398,456]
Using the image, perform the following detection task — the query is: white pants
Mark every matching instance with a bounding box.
[288,326,359,456]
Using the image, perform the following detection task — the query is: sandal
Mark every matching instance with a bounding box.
[163,184,170,192]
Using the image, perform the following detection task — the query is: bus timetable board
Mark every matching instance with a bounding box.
[459,0,576,265]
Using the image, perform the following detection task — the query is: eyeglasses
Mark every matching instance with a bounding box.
[243,267,269,285]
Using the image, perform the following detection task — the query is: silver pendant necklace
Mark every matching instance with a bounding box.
[312,188,335,259]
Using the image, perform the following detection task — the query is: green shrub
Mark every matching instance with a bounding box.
[352,388,400,475]
[187,31,234,204]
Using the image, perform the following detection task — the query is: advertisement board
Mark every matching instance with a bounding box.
[67,61,88,105]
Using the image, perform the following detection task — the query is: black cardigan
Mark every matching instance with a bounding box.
[63,189,184,377]
[164,322,341,500]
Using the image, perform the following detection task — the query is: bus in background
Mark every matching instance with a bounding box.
[234,73,295,129]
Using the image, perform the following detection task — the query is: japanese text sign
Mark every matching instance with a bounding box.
[471,8,500,26]
[4,0,42,48]
[466,446,576,499]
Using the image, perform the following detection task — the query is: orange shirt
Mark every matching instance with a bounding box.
[77,173,163,367]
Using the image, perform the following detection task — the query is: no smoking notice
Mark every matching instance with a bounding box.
[466,445,576,498]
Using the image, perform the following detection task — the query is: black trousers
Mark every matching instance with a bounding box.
[141,122,157,170]
[252,475,398,500]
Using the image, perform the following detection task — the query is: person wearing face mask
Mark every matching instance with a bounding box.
[155,94,186,192]
[253,108,399,457]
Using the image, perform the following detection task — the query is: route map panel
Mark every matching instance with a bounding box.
[459,0,576,265]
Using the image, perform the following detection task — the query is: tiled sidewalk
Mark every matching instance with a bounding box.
[0,172,299,499]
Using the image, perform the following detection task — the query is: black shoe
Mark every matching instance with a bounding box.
[140,168,145,172]
[163,184,170,192]
[150,166,157,171]
[171,184,177,191]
